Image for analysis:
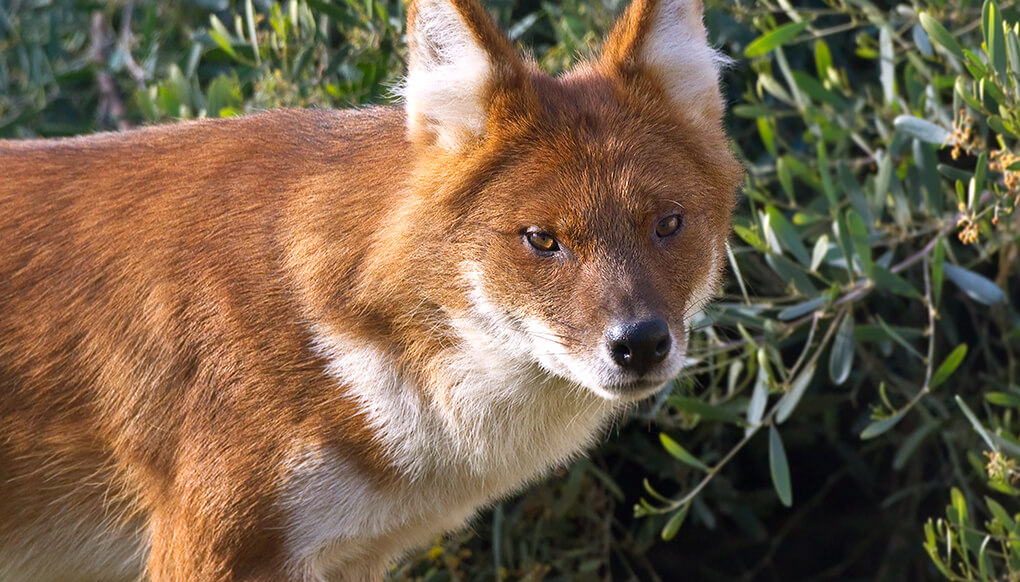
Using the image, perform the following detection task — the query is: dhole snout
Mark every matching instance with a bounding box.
[607,317,671,376]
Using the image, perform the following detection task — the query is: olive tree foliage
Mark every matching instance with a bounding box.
[643,1,1019,579]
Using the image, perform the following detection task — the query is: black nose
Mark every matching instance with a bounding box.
[607,319,671,375]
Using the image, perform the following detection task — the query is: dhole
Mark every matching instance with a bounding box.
[0,0,741,579]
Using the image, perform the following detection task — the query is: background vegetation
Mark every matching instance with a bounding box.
[3,0,1019,579]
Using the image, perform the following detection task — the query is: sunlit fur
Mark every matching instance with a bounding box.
[403,0,494,149]
[0,0,742,579]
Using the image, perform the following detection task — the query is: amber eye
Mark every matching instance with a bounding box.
[655,214,684,238]
[526,230,559,253]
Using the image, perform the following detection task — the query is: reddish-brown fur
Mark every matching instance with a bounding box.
[0,0,742,579]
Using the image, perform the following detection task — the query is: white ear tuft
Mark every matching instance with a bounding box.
[602,0,729,124]
[641,0,728,120]
[403,0,494,150]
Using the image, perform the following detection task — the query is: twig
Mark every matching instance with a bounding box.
[89,11,127,130]
[118,1,148,88]
[658,306,848,513]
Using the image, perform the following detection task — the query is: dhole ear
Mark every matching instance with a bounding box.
[600,0,729,124]
[404,0,524,151]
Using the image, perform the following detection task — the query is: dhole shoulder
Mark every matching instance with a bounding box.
[0,0,742,580]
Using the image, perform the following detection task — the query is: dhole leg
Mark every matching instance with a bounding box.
[144,445,294,582]
[146,505,294,582]
[311,551,390,582]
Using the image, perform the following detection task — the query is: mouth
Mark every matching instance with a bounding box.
[594,377,672,401]
[523,322,688,402]
[595,342,689,401]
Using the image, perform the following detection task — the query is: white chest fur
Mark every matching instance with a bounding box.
[282,326,619,580]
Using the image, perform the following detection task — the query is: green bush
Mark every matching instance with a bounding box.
[2,0,1018,580]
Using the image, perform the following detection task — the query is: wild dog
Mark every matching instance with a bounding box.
[0,0,742,579]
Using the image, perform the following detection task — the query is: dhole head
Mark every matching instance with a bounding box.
[401,0,743,400]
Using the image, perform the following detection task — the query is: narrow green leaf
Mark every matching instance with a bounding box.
[726,244,750,307]
[833,214,855,281]
[757,117,777,157]
[930,344,968,389]
[981,75,1007,106]
[989,115,1017,138]
[872,265,923,300]
[661,503,691,540]
[936,163,973,183]
[776,363,816,423]
[944,264,1006,305]
[745,20,810,58]
[894,115,951,145]
[986,497,1016,531]
[810,234,829,272]
[772,47,804,111]
[986,391,1020,407]
[767,206,811,266]
[734,224,766,251]
[643,478,672,503]
[919,13,966,62]
[761,212,782,255]
[766,254,819,296]
[791,71,845,108]
[837,162,874,226]
[877,151,893,201]
[777,156,795,201]
[780,155,816,186]
[778,297,827,321]
[659,433,709,472]
[974,152,988,194]
[932,237,945,307]
[846,210,873,277]
[817,141,838,209]
[814,38,832,78]
[956,396,997,451]
[829,314,855,385]
[1008,25,1020,87]
[732,104,774,118]
[915,141,943,215]
[955,76,983,111]
[984,0,1007,79]
[860,409,906,439]
[769,426,793,507]
[244,0,261,65]
[208,16,239,60]
[727,360,744,394]
[979,531,995,577]
[880,27,895,105]
[759,73,794,104]
[875,315,925,360]
[913,23,934,58]
[633,500,653,517]
[951,487,969,527]
[747,354,770,428]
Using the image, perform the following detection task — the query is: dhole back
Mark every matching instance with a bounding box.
[0,0,742,579]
